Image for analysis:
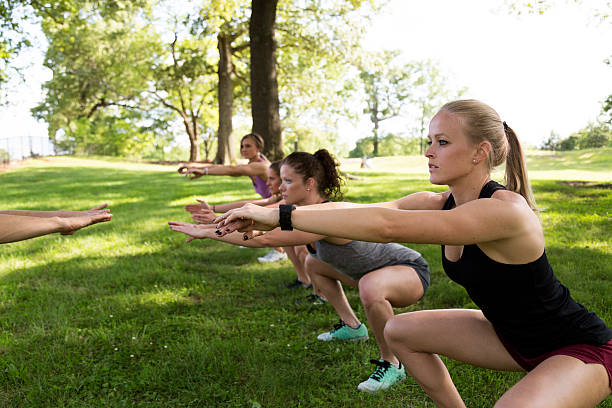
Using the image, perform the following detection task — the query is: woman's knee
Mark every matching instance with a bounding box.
[384,313,419,347]
[358,274,382,306]
[304,255,319,276]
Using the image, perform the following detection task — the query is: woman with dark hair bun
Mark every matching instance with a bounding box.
[178,133,272,199]
[169,149,430,393]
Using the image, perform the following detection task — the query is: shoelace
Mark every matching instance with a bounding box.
[305,293,326,303]
[286,279,303,288]
[369,359,391,381]
[332,320,346,332]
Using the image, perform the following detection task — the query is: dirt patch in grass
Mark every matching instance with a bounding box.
[557,181,612,189]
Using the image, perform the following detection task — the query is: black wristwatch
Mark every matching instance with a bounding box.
[279,204,296,231]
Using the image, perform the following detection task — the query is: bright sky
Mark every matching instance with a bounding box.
[361,0,612,147]
[1,0,610,150]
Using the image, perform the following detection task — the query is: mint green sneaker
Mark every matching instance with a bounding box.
[357,359,406,393]
[316,320,369,342]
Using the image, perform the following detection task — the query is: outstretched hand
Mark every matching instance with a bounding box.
[191,210,216,224]
[185,199,211,214]
[214,204,279,237]
[59,203,111,219]
[168,221,216,242]
[177,166,204,180]
[59,209,113,235]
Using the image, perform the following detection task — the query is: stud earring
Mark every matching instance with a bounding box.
[472,159,477,163]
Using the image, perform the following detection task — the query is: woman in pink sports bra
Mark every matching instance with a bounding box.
[178,133,272,198]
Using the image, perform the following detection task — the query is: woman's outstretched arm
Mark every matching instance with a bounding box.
[185,195,281,216]
[168,221,325,248]
[0,203,110,218]
[217,192,537,247]
[0,208,112,244]
[179,161,268,180]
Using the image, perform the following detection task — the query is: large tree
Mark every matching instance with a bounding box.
[152,32,218,162]
[410,60,466,154]
[275,0,379,154]
[0,0,149,94]
[192,0,251,164]
[249,0,282,160]
[33,1,224,162]
[352,50,417,156]
[248,0,382,159]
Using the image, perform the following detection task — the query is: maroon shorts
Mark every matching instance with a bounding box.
[498,336,612,388]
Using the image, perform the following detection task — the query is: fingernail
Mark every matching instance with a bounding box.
[215,230,221,235]
[225,228,230,232]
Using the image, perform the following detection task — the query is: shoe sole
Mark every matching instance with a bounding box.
[317,335,369,342]
[258,258,287,263]
[357,376,405,393]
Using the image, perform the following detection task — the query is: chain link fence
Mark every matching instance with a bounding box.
[0,135,55,165]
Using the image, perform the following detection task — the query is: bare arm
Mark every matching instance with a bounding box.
[0,209,112,244]
[288,199,529,245]
[218,192,539,249]
[0,203,110,218]
[179,162,269,180]
[212,194,281,213]
[168,221,325,247]
[186,196,282,224]
[294,191,447,212]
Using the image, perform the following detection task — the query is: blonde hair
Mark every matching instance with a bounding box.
[440,99,537,211]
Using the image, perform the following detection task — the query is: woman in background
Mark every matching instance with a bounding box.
[178,133,272,199]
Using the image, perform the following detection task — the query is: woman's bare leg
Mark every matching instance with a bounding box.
[358,265,424,365]
[496,355,611,408]
[384,309,522,408]
[305,254,359,327]
[284,245,310,286]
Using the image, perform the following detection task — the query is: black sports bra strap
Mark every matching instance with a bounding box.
[479,180,506,199]
[443,180,506,210]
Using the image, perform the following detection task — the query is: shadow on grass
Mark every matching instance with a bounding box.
[0,166,257,209]
[1,160,610,407]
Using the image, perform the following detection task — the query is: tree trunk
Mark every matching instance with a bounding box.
[214,33,235,164]
[188,134,200,161]
[372,99,379,156]
[250,0,282,160]
[419,102,426,155]
[183,114,200,162]
[373,120,379,156]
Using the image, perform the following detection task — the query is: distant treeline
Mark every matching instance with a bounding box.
[540,122,611,151]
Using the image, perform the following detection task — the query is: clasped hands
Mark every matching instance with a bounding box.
[213,204,279,237]
[177,165,207,180]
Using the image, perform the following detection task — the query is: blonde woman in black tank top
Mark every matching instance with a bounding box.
[219,100,611,408]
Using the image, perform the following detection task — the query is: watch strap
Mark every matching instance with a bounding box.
[279,204,296,231]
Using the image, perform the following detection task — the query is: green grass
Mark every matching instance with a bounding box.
[0,149,610,407]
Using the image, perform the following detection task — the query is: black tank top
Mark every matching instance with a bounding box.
[442,180,612,357]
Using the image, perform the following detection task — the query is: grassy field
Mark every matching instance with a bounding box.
[0,149,610,407]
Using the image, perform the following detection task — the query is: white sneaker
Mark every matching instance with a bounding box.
[257,250,288,263]
[357,360,406,393]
